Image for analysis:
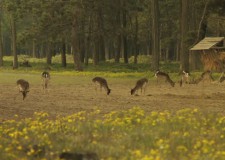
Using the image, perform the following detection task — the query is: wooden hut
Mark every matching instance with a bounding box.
[190,37,225,72]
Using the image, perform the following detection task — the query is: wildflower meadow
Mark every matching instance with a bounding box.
[1,107,225,160]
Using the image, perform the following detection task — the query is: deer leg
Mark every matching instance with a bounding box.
[42,79,46,90]
[143,85,147,95]
[156,78,160,87]
[94,83,98,92]
[100,86,102,92]
[103,87,108,94]
[44,79,48,89]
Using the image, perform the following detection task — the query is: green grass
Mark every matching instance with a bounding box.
[0,55,173,73]
[1,55,223,81]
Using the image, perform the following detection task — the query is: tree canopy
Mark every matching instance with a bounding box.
[0,0,224,70]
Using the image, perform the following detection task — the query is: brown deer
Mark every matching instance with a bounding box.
[179,70,190,87]
[42,71,50,89]
[92,77,111,95]
[17,79,29,100]
[155,70,175,87]
[194,70,214,84]
[131,78,148,95]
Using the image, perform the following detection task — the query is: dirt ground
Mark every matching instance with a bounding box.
[1,74,225,120]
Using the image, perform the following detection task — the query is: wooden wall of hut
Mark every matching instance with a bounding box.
[200,50,225,72]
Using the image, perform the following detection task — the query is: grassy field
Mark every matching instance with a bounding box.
[1,55,225,159]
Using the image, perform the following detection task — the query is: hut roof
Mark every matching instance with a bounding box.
[190,37,224,51]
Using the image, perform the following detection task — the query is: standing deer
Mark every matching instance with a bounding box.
[17,79,29,100]
[92,77,111,95]
[179,70,190,87]
[42,71,50,89]
[131,78,148,95]
[154,70,175,87]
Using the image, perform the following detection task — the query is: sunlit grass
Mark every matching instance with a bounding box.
[0,107,225,159]
[0,55,177,74]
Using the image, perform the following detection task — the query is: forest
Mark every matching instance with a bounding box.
[0,0,225,71]
[1,1,225,160]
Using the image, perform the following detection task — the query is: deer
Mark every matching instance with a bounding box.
[92,77,111,95]
[131,78,148,95]
[179,70,190,87]
[154,70,175,87]
[194,70,214,84]
[17,79,29,100]
[42,71,50,89]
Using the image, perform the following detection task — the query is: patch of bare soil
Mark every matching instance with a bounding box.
[1,78,225,120]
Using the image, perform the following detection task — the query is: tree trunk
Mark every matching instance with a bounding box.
[134,14,139,64]
[46,41,52,65]
[99,36,105,62]
[122,1,128,64]
[61,38,67,67]
[115,35,121,63]
[105,40,109,60]
[10,15,18,69]
[151,0,160,70]
[32,39,36,58]
[71,13,83,71]
[40,43,45,58]
[98,9,105,62]
[196,0,209,43]
[93,40,99,65]
[85,15,93,66]
[189,0,207,70]
[0,12,3,66]
[80,21,85,63]
[115,7,121,63]
[180,0,189,72]
[85,36,90,66]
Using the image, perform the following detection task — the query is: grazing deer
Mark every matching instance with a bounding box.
[17,79,29,100]
[92,77,111,95]
[42,71,50,89]
[131,78,148,95]
[179,70,190,87]
[194,70,214,84]
[155,70,175,87]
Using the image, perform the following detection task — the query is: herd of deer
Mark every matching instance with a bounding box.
[16,71,50,100]
[16,70,225,100]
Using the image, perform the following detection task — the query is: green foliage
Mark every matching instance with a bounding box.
[1,55,151,78]
[1,108,225,159]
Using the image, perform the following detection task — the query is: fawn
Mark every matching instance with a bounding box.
[179,70,190,87]
[17,79,29,100]
[131,78,148,95]
[42,71,50,89]
[154,70,175,87]
[92,77,111,95]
